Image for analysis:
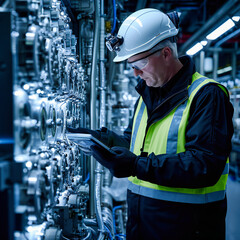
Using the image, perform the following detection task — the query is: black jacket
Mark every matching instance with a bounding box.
[123,56,234,240]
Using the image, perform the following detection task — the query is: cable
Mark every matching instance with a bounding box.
[115,233,126,239]
[83,172,90,184]
[62,235,71,240]
[23,233,29,240]
[112,205,122,236]
[111,0,117,34]
[105,225,113,240]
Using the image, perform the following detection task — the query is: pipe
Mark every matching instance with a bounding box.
[95,166,105,240]
[199,51,205,75]
[89,0,100,218]
[215,28,240,47]
[99,62,106,127]
[136,0,147,11]
[91,0,105,239]
[179,0,240,55]
[213,51,219,81]
[99,0,106,128]
[111,0,116,34]
[232,42,237,83]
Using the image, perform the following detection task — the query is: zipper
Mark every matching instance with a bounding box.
[140,89,188,152]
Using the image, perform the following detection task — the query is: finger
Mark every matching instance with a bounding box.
[91,144,110,156]
[111,146,128,154]
[90,144,103,153]
[90,145,112,168]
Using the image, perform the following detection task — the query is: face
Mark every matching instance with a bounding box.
[128,48,166,87]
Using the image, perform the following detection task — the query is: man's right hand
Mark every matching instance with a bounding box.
[67,127,109,146]
[67,127,130,148]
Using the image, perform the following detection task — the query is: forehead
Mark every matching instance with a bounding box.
[128,50,151,63]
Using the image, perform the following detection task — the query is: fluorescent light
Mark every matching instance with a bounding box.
[186,43,203,56]
[217,66,232,75]
[232,16,240,22]
[206,19,235,40]
[200,40,208,46]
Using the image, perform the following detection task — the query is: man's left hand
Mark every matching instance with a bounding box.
[90,145,137,178]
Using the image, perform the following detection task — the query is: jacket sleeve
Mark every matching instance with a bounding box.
[134,84,234,188]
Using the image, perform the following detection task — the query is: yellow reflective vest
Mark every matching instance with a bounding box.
[128,72,229,204]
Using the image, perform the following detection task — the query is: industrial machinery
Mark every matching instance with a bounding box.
[0,0,137,239]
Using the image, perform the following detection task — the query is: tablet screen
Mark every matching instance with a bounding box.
[66,133,115,154]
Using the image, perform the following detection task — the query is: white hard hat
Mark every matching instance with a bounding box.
[112,8,179,62]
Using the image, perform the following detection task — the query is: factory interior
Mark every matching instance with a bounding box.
[0,0,240,239]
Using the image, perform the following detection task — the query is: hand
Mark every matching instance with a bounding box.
[67,127,129,148]
[67,126,101,138]
[67,127,109,146]
[90,145,137,178]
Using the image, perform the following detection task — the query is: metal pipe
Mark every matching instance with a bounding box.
[232,42,237,83]
[99,0,106,128]
[179,0,240,55]
[136,0,147,11]
[199,51,205,75]
[215,28,240,47]
[99,61,106,127]
[213,51,219,81]
[95,167,105,240]
[89,0,100,217]
[96,4,107,236]
[91,0,105,239]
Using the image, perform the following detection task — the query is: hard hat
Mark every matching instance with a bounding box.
[109,8,179,62]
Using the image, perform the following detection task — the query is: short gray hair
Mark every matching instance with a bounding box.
[149,39,178,58]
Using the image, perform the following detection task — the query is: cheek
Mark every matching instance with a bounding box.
[143,65,155,75]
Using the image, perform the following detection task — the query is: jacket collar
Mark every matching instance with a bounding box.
[135,55,195,109]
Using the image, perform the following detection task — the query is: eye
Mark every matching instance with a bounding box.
[132,66,140,70]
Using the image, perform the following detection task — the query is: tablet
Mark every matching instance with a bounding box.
[66,133,115,154]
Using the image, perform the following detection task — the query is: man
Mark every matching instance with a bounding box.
[69,8,234,240]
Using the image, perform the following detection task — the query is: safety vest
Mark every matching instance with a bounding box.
[128,72,229,204]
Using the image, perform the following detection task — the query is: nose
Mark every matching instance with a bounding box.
[133,68,142,77]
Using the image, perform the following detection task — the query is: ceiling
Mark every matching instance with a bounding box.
[118,0,240,54]
[127,0,228,34]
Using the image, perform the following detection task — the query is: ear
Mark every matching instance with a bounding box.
[162,47,172,59]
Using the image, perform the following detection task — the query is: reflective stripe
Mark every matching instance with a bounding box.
[188,77,207,96]
[128,181,226,204]
[130,100,146,152]
[166,77,207,154]
[166,101,188,154]
[222,162,229,175]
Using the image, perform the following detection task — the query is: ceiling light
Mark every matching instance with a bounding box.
[232,16,240,22]
[200,40,208,46]
[217,66,232,75]
[186,43,203,56]
[206,19,235,40]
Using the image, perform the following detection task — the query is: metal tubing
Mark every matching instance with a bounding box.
[231,42,237,83]
[92,0,106,239]
[99,0,106,128]
[213,51,219,81]
[215,28,240,47]
[180,0,240,54]
[95,167,105,240]
[89,0,100,217]
[199,51,205,75]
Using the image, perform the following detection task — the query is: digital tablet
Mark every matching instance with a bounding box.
[66,133,115,154]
